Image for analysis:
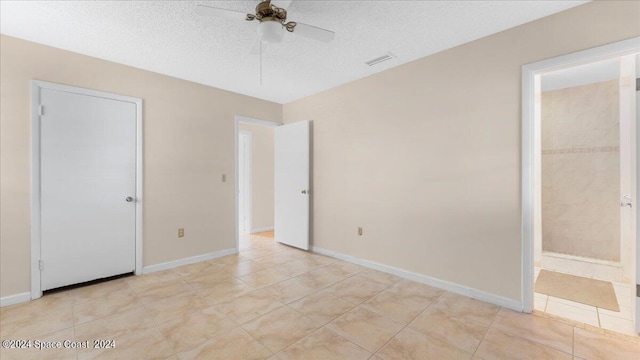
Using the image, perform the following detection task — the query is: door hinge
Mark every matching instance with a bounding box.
[39,260,44,271]
[39,105,44,116]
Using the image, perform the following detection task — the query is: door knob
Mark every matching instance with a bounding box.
[126,196,134,202]
[301,190,307,194]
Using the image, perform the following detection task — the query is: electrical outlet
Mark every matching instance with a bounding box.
[178,228,185,238]
[358,227,363,236]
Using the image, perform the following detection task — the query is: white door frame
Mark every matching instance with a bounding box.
[234,115,282,251]
[521,37,640,314]
[31,80,143,300]
[238,130,253,233]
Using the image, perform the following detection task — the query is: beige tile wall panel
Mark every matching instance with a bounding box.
[541,80,620,261]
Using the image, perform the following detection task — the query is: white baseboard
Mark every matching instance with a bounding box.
[2,249,238,307]
[251,226,274,233]
[312,246,523,312]
[0,292,31,307]
[142,248,237,274]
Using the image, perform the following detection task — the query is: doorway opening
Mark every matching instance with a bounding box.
[535,56,638,334]
[522,37,640,336]
[235,116,311,252]
[238,130,253,235]
[235,116,279,250]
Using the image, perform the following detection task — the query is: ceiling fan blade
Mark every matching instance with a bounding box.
[194,4,251,21]
[271,0,293,9]
[291,22,335,43]
[249,39,268,56]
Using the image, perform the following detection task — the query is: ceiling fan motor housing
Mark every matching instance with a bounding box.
[255,1,288,43]
[255,1,287,22]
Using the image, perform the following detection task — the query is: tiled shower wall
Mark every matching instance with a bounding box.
[541,80,620,261]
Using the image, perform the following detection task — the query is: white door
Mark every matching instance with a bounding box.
[636,81,640,333]
[274,120,310,250]
[40,88,137,291]
[619,54,639,333]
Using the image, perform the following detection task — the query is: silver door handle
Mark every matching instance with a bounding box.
[621,202,632,208]
[126,196,134,202]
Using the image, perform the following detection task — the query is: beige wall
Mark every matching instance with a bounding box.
[238,123,275,231]
[284,1,640,301]
[0,35,281,298]
[541,80,620,261]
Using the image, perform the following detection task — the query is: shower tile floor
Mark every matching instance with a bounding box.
[534,267,637,336]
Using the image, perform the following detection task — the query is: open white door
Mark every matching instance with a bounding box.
[635,56,640,333]
[619,54,640,334]
[636,79,640,334]
[274,120,310,250]
[620,55,637,333]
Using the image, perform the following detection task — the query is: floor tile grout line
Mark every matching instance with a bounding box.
[145,271,264,358]
[469,304,500,358]
[321,326,375,358]
[544,295,548,312]
[322,279,407,355]
[246,306,321,355]
[572,325,575,356]
[285,302,341,328]
[347,281,434,327]
[369,301,412,356]
[231,253,336,358]
[406,296,500,349]
[136,287,182,358]
[191,250,346,307]
[237,324,276,358]
[272,325,329,358]
[74,303,170,358]
[360,285,442,335]
[70,301,79,360]
[491,308,576,357]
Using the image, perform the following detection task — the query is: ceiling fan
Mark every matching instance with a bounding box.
[195,0,335,55]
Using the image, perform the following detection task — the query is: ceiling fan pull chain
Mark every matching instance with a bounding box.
[259,45,262,85]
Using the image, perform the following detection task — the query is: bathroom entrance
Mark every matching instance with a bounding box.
[534,56,637,334]
[522,37,640,336]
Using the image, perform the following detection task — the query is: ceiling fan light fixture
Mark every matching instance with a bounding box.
[257,20,284,44]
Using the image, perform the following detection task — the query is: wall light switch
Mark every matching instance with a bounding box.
[178,228,185,238]
[358,227,363,236]
[222,174,227,182]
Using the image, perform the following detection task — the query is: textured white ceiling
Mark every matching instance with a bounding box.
[1,0,588,104]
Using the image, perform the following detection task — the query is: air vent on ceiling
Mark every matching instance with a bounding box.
[365,53,395,67]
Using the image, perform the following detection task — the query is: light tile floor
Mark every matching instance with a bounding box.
[1,232,638,359]
[534,267,638,336]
